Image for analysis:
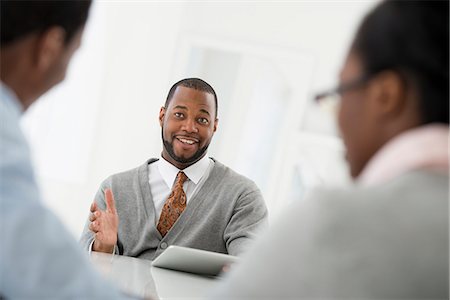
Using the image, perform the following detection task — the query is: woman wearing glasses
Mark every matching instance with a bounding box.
[211,1,448,298]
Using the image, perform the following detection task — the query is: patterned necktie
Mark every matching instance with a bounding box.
[157,171,189,237]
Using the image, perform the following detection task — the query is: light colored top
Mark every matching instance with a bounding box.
[210,125,449,299]
[150,154,213,223]
[0,82,134,299]
[80,158,268,259]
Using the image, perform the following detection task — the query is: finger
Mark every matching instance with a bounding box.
[89,211,99,222]
[104,189,117,214]
[90,201,97,213]
[89,221,99,233]
[222,263,231,273]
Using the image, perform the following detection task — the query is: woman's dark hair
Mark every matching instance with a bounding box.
[1,0,92,46]
[351,0,449,124]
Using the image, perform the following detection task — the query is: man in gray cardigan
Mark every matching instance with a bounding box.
[80,78,268,260]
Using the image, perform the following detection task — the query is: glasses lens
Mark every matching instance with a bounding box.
[317,93,340,116]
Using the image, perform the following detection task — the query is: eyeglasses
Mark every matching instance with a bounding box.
[314,74,372,113]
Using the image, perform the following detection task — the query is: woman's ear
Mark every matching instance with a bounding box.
[366,70,406,119]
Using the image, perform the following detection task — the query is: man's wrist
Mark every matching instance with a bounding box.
[93,240,115,254]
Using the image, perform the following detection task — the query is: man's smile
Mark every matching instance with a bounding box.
[175,135,199,145]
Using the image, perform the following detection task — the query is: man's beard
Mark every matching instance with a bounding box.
[162,130,210,165]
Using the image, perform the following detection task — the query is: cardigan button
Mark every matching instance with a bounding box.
[160,242,168,249]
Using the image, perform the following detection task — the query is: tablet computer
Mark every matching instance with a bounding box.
[151,245,239,276]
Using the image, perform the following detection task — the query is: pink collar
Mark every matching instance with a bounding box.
[357,124,449,186]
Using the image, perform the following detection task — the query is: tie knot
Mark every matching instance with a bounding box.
[175,171,188,186]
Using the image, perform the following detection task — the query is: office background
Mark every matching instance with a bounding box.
[21,0,377,237]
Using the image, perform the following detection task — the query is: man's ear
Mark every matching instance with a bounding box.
[213,118,218,133]
[159,107,166,127]
[34,27,65,72]
[366,70,406,119]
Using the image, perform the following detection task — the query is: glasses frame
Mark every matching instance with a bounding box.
[314,73,373,104]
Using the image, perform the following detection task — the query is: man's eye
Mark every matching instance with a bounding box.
[174,112,184,118]
[198,118,209,124]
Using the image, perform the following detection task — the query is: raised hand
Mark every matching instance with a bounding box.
[89,189,119,253]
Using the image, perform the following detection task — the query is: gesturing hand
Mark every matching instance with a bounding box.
[89,189,119,253]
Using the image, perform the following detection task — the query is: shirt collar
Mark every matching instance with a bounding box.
[157,154,210,188]
[0,81,24,116]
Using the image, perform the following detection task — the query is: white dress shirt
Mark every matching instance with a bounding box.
[149,154,214,223]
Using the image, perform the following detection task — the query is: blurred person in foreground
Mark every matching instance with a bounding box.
[0,1,137,298]
[211,0,449,298]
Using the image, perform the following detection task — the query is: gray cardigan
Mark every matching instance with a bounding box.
[80,158,268,260]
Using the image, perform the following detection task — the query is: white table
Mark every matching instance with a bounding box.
[90,252,219,299]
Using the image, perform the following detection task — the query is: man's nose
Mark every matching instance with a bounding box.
[181,118,199,133]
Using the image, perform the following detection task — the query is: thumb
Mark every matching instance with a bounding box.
[104,188,117,214]
[90,201,97,213]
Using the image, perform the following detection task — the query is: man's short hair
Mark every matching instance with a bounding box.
[165,78,218,118]
[1,0,92,46]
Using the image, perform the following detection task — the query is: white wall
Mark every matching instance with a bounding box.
[22,0,378,237]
